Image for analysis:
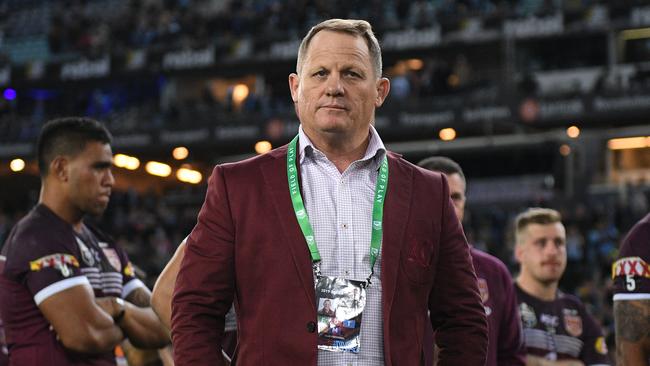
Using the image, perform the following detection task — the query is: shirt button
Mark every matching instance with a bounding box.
[342,223,348,229]
[344,270,350,275]
[307,321,316,333]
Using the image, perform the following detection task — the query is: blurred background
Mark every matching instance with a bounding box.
[1,0,650,356]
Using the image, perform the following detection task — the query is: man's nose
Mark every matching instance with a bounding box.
[104,170,115,187]
[325,73,344,97]
[544,241,559,256]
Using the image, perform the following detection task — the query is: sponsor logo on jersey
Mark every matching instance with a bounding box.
[29,253,80,277]
[595,336,608,354]
[562,308,583,337]
[612,256,650,279]
[520,302,537,328]
[102,248,122,272]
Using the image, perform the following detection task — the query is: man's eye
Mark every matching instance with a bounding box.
[313,70,327,77]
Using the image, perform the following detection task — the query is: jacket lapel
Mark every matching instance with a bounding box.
[260,146,316,309]
[381,152,413,360]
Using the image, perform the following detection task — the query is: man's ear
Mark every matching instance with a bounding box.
[50,156,69,182]
[288,73,299,103]
[514,243,524,264]
[375,77,390,107]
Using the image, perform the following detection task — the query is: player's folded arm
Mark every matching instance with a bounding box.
[38,279,124,353]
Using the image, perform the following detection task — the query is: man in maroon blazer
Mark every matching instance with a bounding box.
[171,19,488,366]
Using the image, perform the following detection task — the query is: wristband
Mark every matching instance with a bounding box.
[114,297,126,324]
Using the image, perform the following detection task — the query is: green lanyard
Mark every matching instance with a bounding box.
[287,135,389,286]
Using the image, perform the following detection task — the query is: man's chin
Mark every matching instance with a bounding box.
[538,275,562,285]
[85,205,108,217]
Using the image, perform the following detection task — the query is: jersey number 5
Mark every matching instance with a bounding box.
[626,274,636,291]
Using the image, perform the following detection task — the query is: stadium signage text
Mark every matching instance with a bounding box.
[593,95,650,112]
[60,57,111,80]
[538,99,583,119]
[112,134,152,148]
[162,48,215,70]
[462,106,511,123]
[160,129,210,144]
[215,126,260,140]
[399,111,454,126]
[503,14,563,38]
[382,27,441,50]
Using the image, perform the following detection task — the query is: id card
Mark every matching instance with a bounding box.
[315,276,366,353]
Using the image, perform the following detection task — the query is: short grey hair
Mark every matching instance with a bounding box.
[296,19,382,78]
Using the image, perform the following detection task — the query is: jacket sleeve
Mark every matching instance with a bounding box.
[428,175,488,366]
[171,165,235,366]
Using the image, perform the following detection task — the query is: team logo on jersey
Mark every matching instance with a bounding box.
[612,257,650,279]
[595,336,608,355]
[519,302,537,328]
[29,253,79,278]
[102,248,122,272]
[562,308,583,337]
[76,237,95,266]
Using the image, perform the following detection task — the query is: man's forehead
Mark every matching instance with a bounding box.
[524,222,566,237]
[304,31,370,62]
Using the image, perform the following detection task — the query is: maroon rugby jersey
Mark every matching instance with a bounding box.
[0,204,145,366]
[613,213,650,300]
[471,248,526,366]
[515,284,610,365]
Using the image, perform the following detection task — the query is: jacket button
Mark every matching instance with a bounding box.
[307,321,316,333]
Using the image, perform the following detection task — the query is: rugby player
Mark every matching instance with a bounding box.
[0,117,169,365]
[514,208,610,366]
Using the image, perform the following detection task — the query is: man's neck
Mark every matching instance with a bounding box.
[516,274,558,302]
[303,128,371,173]
[39,185,84,233]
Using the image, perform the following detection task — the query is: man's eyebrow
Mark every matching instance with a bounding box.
[95,161,113,168]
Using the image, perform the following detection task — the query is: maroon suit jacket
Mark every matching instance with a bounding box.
[171,146,488,366]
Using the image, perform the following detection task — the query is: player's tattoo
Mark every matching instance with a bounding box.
[126,288,152,308]
[614,300,650,342]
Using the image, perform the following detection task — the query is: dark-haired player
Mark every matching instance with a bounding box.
[612,213,650,366]
[0,117,169,365]
[418,156,526,366]
[514,208,610,366]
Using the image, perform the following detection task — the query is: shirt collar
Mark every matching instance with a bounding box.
[297,125,386,169]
